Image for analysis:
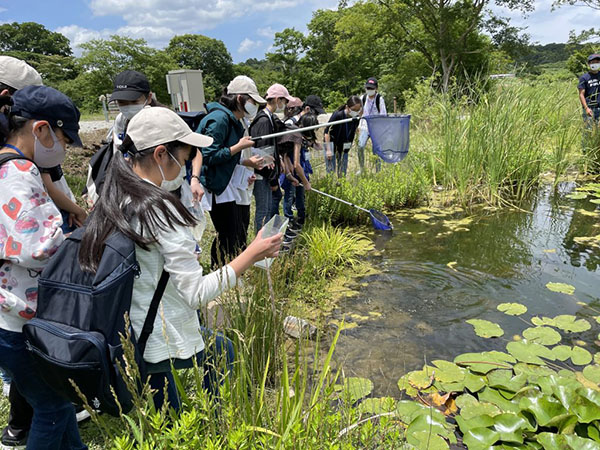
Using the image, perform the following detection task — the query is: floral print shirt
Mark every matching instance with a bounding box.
[0,158,64,332]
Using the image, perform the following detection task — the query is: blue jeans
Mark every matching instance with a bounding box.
[336,152,349,177]
[60,210,76,234]
[253,177,273,233]
[271,185,282,220]
[283,184,305,224]
[147,327,234,412]
[325,154,336,174]
[0,329,86,450]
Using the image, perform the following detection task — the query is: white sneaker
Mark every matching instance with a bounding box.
[2,383,10,398]
[75,408,91,423]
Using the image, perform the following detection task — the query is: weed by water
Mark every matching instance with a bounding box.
[407,78,582,205]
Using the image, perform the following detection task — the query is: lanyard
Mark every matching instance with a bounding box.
[1,144,26,158]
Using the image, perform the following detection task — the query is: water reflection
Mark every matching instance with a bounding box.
[335,182,600,395]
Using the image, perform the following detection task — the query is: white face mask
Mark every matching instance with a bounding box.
[244,101,259,119]
[591,63,600,71]
[349,110,360,118]
[119,100,147,120]
[158,150,185,192]
[32,124,66,168]
[366,89,376,97]
[275,100,286,114]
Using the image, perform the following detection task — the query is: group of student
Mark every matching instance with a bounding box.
[0,54,385,449]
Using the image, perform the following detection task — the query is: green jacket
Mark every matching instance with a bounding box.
[198,102,245,196]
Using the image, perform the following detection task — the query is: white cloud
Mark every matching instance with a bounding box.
[56,24,177,56]
[238,38,263,54]
[491,0,600,44]
[89,0,297,33]
[257,26,277,38]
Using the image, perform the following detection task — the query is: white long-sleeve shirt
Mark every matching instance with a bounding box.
[0,159,64,332]
[130,182,237,363]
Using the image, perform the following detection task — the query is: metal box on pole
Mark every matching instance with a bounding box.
[166,69,206,112]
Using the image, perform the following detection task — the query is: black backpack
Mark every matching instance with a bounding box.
[83,110,207,202]
[23,228,169,417]
[362,93,383,114]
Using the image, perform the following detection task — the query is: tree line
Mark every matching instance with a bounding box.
[0,0,590,113]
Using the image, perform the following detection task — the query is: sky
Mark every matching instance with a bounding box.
[1,0,600,63]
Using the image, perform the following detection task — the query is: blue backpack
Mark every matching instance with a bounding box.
[23,227,169,417]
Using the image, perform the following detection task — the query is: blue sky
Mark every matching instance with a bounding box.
[1,0,599,63]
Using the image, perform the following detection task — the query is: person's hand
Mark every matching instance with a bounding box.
[245,155,265,169]
[303,181,312,191]
[72,207,88,228]
[248,174,257,186]
[190,177,205,203]
[587,107,594,118]
[248,229,282,261]
[290,176,300,186]
[237,136,255,150]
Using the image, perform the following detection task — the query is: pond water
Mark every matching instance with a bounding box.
[333,182,600,395]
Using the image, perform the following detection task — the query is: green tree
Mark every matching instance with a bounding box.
[0,22,72,56]
[377,0,534,91]
[166,34,234,98]
[266,28,309,94]
[62,35,178,112]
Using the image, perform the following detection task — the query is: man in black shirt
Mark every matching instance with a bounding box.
[578,53,600,125]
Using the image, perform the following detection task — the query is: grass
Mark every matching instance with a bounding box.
[7,76,599,448]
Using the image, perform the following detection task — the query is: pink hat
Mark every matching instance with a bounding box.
[288,96,303,108]
[266,83,294,101]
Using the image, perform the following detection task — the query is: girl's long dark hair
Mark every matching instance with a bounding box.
[79,139,196,273]
[336,95,362,112]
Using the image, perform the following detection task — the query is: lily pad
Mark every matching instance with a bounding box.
[338,377,373,403]
[492,413,531,443]
[432,360,466,384]
[572,346,593,366]
[583,365,600,384]
[497,302,527,316]
[519,392,567,426]
[462,427,500,449]
[413,213,431,220]
[537,432,600,449]
[567,192,588,200]
[408,431,450,450]
[456,393,501,420]
[358,397,396,414]
[466,319,505,338]
[533,315,591,333]
[506,341,555,365]
[552,345,572,362]
[455,351,515,374]
[522,326,562,345]
[546,282,575,295]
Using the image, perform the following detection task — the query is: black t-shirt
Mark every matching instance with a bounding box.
[324,110,359,153]
[578,72,600,107]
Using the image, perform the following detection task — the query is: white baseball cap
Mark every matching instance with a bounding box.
[126,107,213,151]
[227,75,266,104]
[0,56,43,90]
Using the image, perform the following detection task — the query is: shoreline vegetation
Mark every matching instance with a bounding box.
[4,77,600,449]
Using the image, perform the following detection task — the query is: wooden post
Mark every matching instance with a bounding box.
[393,97,397,114]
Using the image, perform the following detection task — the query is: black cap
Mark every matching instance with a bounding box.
[588,54,600,63]
[365,77,378,89]
[109,70,151,102]
[304,94,325,115]
[11,85,82,147]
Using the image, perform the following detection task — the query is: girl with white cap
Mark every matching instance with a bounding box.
[79,106,282,410]
[190,75,266,268]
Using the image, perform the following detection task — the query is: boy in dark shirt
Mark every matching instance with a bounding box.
[578,53,600,125]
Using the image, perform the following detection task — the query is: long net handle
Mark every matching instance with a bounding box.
[310,187,370,214]
[250,117,358,141]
